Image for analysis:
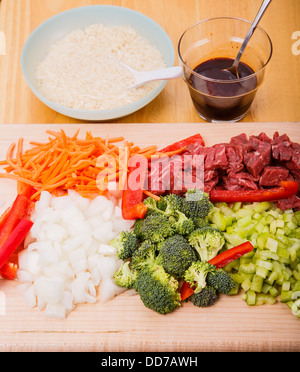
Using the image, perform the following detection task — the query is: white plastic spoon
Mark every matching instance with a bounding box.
[119,62,183,89]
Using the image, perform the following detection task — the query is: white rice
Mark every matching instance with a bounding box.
[35,24,166,110]
[17,190,135,318]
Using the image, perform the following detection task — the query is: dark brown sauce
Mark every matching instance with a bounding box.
[189,57,257,122]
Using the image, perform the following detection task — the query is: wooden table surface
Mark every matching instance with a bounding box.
[0,0,299,124]
[0,122,299,352]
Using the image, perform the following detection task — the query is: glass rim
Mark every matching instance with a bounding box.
[177,16,273,84]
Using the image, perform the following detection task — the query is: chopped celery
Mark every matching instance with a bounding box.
[283,213,293,223]
[283,225,292,236]
[286,300,294,309]
[239,262,256,274]
[235,208,253,220]
[283,265,293,280]
[262,283,272,294]
[251,274,264,292]
[223,260,240,272]
[295,211,300,225]
[241,277,252,291]
[287,221,297,230]
[209,210,227,231]
[280,291,293,303]
[237,215,252,227]
[270,220,277,235]
[290,258,300,270]
[253,202,272,214]
[265,237,278,252]
[255,293,276,305]
[265,271,278,285]
[214,202,234,216]
[276,228,285,236]
[255,221,265,233]
[292,281,300,292]
[277,246,290,260]
[223,232,245,247]
[291,302,300,317]
[225,215,233,227]
[256,259,273,271]
[276,235,291,245]
[230,273,243,284]
[211,200,300,316]
[276,219,285,228]
[256,266,269,279]
[282,281,291,291]
[293,270,300,281]
[257,250,279,261]
[245,290,256,305]
[269,286,279,297]
[228,283,240,295]
[292,291,300,300]
[232,202,242,212]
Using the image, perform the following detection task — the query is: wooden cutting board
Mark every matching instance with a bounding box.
[0,122,299,352]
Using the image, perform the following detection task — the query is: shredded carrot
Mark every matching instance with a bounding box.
[0,129,164,201]
[143,190,161,201]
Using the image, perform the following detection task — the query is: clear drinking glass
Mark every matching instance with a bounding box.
[178,17,273,123]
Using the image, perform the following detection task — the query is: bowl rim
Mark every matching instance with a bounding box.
[20,5,175,120]
[177,16,273,84]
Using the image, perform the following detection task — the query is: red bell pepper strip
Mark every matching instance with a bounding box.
[19,184,36,199]
[180,241,254,300]
[0,206,12,230]
[0,194,31,248]
[0,261,18,280]
[159,133,205,153]
[210,181,298,203]
[180,280,195,301]
[122,154,148,220]
[122,203,148,220]
[0,217,33,270]
[208,241,254,268]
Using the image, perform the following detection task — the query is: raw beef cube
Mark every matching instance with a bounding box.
[259,166,289,187]
[243,138,271,178]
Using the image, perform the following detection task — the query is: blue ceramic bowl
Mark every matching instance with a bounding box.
[21,5,175,121]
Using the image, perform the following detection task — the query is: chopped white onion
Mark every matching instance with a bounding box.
[17,190,133,318]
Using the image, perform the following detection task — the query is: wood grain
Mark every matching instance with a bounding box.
[0,0,299,124]
[0,122,299,352]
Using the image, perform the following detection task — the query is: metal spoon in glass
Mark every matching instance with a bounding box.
[119,62,183,89]
[224,0,272,78]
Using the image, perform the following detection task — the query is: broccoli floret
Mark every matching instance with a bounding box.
[183,261,216,293]
[131,240,157,271]
[156,234,198,277]
[134,264,181,314]
[133,218,143,239]
[114,261,137,289]
[192,216,209,229]
[110,230,139,260]
[190,285,218,307]
[172,210,195,235]
[188,225,225,262]
[157,193,185,215]
[139,214,174,243]
[143,194,185,218]
[206,268,236,295]
[183,189,214,219]
[155,238,167,251]
[143,197,166,216]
